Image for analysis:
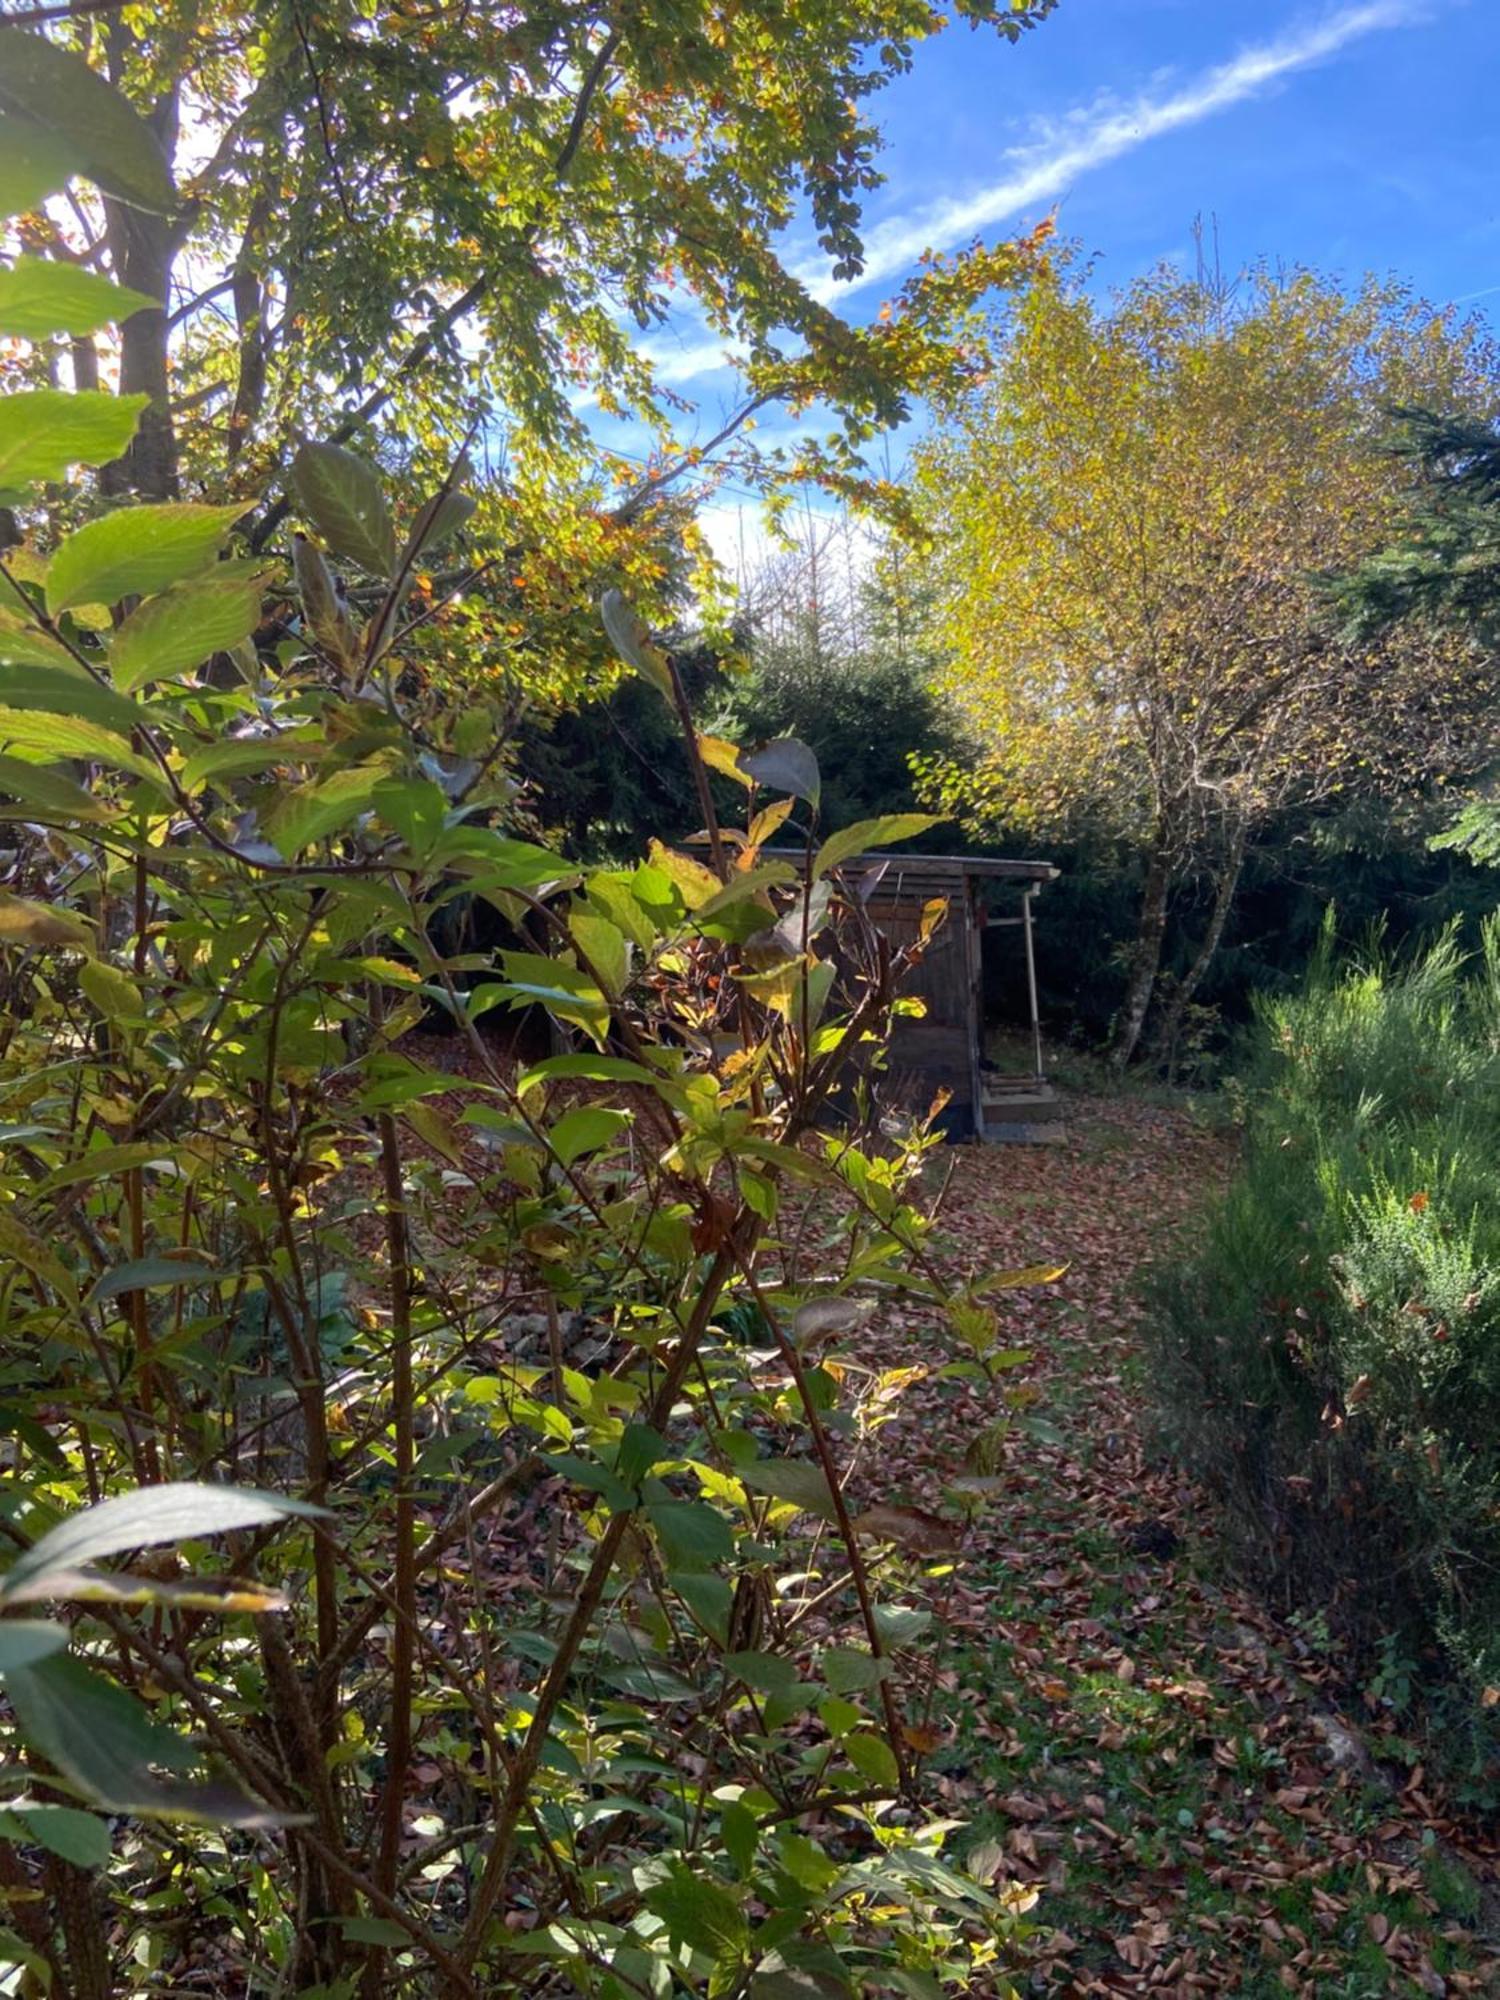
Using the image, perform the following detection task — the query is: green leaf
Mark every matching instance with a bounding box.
[643,1862,748,1967]
[3,1653,283,1824]
[0,707,157,782]
[0,34,177,214]
[265,765,382,857]
[0,1618,67,1672]
[568,909,629,997]
[543,1453,634,1514]
[340,1916,411,1947]
[600,1658,702,1703]
[645,1500,734,1571]
[109,566,267,691]
[0,1802,111,1868]
[721,1650,801,1695]
[0,609,79,671]
[410,491,477,565]
[697,861,798,921]
[429,825,570,886]
[48,502,246,614]
[0,890,93,950]
[817,1696,862,1739]
[0,106,78,218]
[616,1423,667,1492]
[871,1603,933,1648]
[88,1256,222,1304]
[749,1973,850,2000]
[292,442,397,577]
[516,1052,660,1098]
[180,732,320,792]
[739,737,821,808]
[546,1105,630,1167]
[0,657,149,733]
[722,1800,759,1877]
[844,1730,900,1788]
[3,1481,325,1603]
[739,1456,839,1522]
[77,959,141,1022]
[0,256,155,338]
[600,587,673,699]
[400,467,476,567]
[819,1647,888,1694]
[371,775,448,858]
[0,389,147,489]
[0,755,109,822]
[481,959,609,1045]
[775,1830,842,1895]
[814,814,943,880]
[0,1201,76,1299]
[670,1570,732,1641]
[586,869,658,950]
[35,1142,176,1196]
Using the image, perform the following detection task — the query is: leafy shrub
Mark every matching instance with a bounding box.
[1147,920,1500,1790]
[0,91,1052,1994]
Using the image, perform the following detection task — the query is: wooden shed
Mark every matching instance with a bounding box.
[848,851,1061,1142]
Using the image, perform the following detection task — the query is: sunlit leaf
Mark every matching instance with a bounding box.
[0,390,147,489]
[3,1481,325,1602]
[600,587,673,699]
[109,565,268,690]
[0,891,92,950]
[0,706,157,781]
[47,503,246,615]
[850,1504,961,1555]
[739,737,821,808]
[814,814,943,879]
[292,442,397,578]
[0,33,176,213]
[0,256,154,338]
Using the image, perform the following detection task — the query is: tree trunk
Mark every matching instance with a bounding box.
[100,197,179,500]
[1153,821,1250,1080]
[100,59,180,500]
[1110,836,1171,1069]
[228,194,272,463]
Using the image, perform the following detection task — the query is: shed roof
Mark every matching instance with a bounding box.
[858,852,1058,883]
[766,848,1059,895]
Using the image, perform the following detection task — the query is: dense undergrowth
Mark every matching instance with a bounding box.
[1148,922,1500,1798]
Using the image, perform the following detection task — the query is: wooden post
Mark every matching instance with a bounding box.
[1022,886,1044,1083]
[968,878,986,1141]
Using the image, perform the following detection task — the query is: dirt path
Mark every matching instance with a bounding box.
[854,1095,1499,1997]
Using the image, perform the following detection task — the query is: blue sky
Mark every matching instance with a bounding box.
[625,0,1498,562]
[868,0,1495,312]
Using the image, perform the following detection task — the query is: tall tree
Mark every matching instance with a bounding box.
[0,0,1055,698]
[1328,410,1500,868]
[913,257,1500,1065]
[1328,410,1500,649]
[723,505,957,826]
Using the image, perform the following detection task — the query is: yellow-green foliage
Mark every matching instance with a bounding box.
[914,257,1500,844]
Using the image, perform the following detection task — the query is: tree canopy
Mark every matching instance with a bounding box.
[912,257,1500,1062]
[0,0,1054,698]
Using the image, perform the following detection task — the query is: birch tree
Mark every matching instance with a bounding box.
[915,259,1500,1064]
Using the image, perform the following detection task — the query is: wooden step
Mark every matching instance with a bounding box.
[981,1087,1059,1119]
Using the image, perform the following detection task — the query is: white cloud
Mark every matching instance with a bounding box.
[619,4,1427,397]
[811,1,1425,302]
[636,331,747,385]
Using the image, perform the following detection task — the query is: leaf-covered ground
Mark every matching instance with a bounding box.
[853,1096,1500,1997]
